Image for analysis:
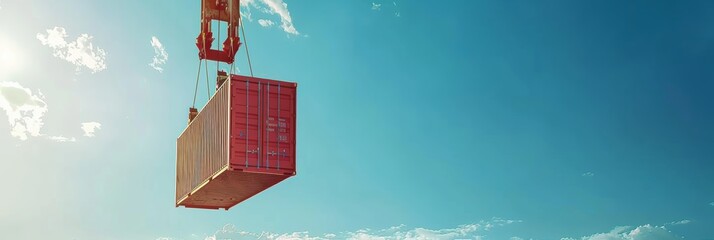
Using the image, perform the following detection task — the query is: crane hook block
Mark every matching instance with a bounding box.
[197,0,241,64]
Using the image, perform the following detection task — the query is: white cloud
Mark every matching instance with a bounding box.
[37,27,107,73]
[48,136,76,143]
[81,122,101,137]
[241,10,253,21]
[0,82,88,142]
[710,202,714,207]
[0,82,48,140]
[372,3,382,10]
[167,221,692,240]
[561,225,681,240]
[149,36,168,73]
[198,219,520,240]
[258,19,275,27]
[241,0,299,35]
[582,172,595,177]
[667,220,691,226]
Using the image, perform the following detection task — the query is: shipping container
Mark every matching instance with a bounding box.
[176,74,297,210]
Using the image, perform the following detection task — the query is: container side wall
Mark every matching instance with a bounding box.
[176,81,231,203]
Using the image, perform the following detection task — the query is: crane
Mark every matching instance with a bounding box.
[176,0,297,211]
[196,0,241,64]
[189,0,242,122]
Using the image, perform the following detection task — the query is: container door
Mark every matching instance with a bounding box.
[262,83,295,171]
[231,80,261,168]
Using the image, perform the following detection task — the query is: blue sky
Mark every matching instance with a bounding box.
[1,0,713,239]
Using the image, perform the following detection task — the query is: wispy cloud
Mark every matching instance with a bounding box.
[561,225,681,240]
[48,135,76,143]
[158,220,693,240]
[241,0,299,35]
[710,202,714,207]
[394,1,401,17]
[667,220,691,225]
[81,122,102,137]
[0,82,47,140]
[174,219,520,240]
[241,9,253,21]
[371,1,401,17]
[37,27,107,73]
[149,36,168,73]
[258,19,275,27]
[582,172,595,177]
[372,2,382,10]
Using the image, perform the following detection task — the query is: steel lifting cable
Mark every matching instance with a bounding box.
[192,59,203,108]
[240,15,255,77]
[230,4,236,75]
[202,20,210,99]
[205,52,210,98]
[231,15,243,76]
[217,21,221,72]
[193,5,206,108]
[193,28,211,109]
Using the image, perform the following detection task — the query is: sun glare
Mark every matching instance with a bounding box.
[0,38,24,75]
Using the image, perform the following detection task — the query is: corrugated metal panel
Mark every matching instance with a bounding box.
[230,79,262,170]
[176,80,231,203]
[263,81,296,172]
[230,75,297,175]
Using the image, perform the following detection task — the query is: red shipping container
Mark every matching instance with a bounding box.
[176,74,297,210]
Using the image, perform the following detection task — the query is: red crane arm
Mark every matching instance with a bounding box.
[197,0,241,64]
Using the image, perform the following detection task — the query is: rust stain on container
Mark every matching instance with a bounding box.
[176,75,297,210]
